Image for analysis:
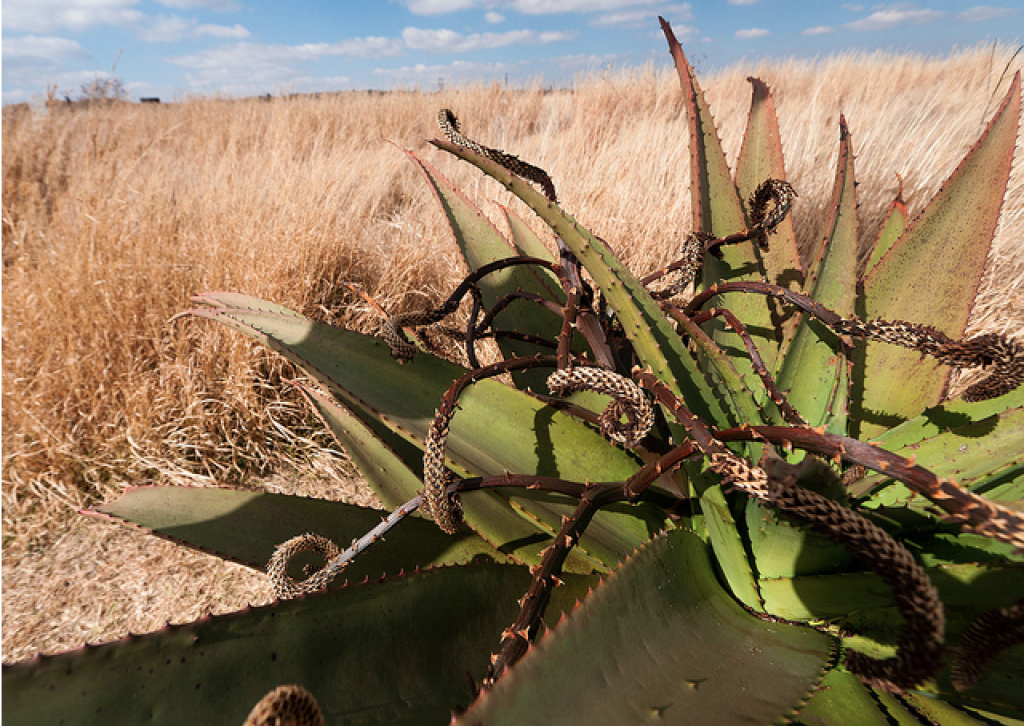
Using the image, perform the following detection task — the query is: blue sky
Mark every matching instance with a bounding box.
[2,1,1021,104]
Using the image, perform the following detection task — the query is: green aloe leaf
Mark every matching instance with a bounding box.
[774,117,858,434]
[407,151,565,391]
[297,384,425,502]
[859,72,1021,436]
[186,293,667,568]
[661,19,776,400]
[900,695,1004,725]
[791,669,892,726]
[863,386,1024,452]
[734,76,803,373]
[501,205,556,265]
[872,688,940,726]
[2,563,595,726]
[85,486,515,579]
[760,560,1024,620]
[854,403,1024,505]
[456,528,835,726]
[296,384,600,571]
[747,503,858,581]
[187,292,634,489]
[699,485,763,611]
[863,183,908,276]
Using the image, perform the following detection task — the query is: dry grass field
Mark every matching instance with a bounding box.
[3,44,1023,664]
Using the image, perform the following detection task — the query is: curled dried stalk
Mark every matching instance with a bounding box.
[243,685,324,726]
[748,178,797,248]
[642,180,794,296]
[716,424,1024,550]
[381,256,556,363]
[268,496,425,598]
[546,366,654,447]
[421,356,564,533]
[951,596,1024,691]
[762,458,945,692]
[685,281,1024,403]
[832,318,1024,402]
[633,369,945,690]
[266,534,342,600]
[438,108,558,203]
[422,404,465,535]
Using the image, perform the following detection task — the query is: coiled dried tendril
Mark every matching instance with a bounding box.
[763,468,945,692]
[438,108,558,202]
[546,366,654,447]
[833,318,1024,402]
[951,596,1024,691]
[243,685,324,726]
[748,178,797,247]
[266,533,342,600]
[422,405,464,535]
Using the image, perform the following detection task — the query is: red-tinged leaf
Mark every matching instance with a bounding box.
[863,179,907,276]
[661,17,774,399]
[859,72,1021,434]
[735,76,803,290]
[793,669,894,725]
[774,117,858,432]
[501,204,556,265]
[735,76,804,377]
[661,18,745,241]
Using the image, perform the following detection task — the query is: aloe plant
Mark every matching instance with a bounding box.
[5,19,1023,726]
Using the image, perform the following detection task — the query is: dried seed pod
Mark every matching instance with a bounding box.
[243,685,324,726]
[547,366,654,447]
[438,108,558,202]
[266,533,342,600]
[748,178,797,247]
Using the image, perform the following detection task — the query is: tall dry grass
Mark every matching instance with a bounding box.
[3,44,1023,661]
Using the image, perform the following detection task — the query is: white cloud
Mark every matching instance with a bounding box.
[137,14,190,41]
[844,5,945,32]
[401,27,574,53]
[373,59,515,87]
[591,2,692,28]
[802,25,835,35]
[401,0,689,18]
[3,0,144,33]
[510,0,663,14]
[197,23,249,38]
[958,5,1018,22]
[405,0,478,13]
[2,36,89,102]
[155,0,240,10]
[550,51,620,71]
[485,11,506,23]
[334,37,407,58]
[135,15,250,42]
[169,37,405,91]
[2,35,90,65]
[735,27,770,39]
[728,0,760,5]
